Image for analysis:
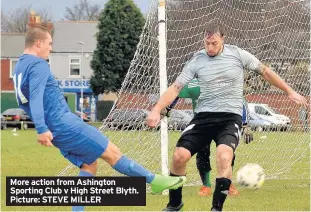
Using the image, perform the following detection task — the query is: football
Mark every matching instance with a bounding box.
[236,163,265,189]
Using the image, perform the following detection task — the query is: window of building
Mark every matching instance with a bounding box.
[10,59,18,78]
[255,106,271,116]
[69,58,81,77]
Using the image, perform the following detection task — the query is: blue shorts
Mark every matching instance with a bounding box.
[51,114,109,168]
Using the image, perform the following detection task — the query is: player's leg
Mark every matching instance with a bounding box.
[99,140,185,194]
[164,146,191,211]
[53,120,185,195]
[72,162,97,212]
[196,145,212,196]
[211,144,234,211]
[164,122,213,211]
[211,119,241,211]
[57,139,101,212]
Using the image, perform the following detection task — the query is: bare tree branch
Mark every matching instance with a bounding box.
[1,10,9,32]
[36,8,53,22]
[1,5,52,33]
[64,0,101,21]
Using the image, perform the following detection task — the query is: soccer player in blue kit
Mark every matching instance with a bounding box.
[13,23,185,212]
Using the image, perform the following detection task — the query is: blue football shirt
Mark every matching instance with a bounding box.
[13,54,71,135]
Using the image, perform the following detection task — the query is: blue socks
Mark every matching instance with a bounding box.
[78,170,94,177]
[112,155,155,183]
[72,156,155,212]
[72,171,94,212]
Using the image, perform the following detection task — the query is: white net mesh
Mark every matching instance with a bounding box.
[59,0,310,185]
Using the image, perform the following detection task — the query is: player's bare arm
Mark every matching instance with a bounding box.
[258,63,308,108]
[152,80,184,113]
[147,80,184,128]
[259,63,293,94]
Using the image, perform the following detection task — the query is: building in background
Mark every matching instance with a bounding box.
[1,13,102,121]
[50,21,99,121]
[1,33,25,112]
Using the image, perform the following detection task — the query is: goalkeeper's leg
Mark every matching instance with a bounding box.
[196,145,212,196]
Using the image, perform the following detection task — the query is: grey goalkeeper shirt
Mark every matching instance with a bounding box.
[176,44,262,116]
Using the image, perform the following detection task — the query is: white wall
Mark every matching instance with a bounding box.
[49,53,94,79]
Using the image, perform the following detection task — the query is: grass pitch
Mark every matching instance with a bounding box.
[1,128,310,211]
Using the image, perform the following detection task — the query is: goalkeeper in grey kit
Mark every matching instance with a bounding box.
[147,23,307,211]
[163,78,253,197]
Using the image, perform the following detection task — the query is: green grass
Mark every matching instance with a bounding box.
[1,129,310,211]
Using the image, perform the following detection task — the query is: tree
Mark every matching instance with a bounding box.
[64,0,101,21]
[90,0,145,94]
[1,6,52,33]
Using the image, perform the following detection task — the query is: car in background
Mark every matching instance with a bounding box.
[181,110,194,118]
[248,113,272,131]
[248,103,291,131]
[104,108,192,131]
[1,108,34,130]
[167,109,192,130]
[1,115,7,130]
[104,109,150,130]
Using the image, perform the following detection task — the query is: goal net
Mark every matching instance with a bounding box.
[59,0,310,184]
